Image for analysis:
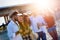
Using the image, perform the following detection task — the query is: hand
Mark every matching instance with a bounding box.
[37,23,42,29]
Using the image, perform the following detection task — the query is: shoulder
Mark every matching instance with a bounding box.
[7,20,15,27]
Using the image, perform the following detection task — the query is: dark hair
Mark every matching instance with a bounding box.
[10,11,18,18]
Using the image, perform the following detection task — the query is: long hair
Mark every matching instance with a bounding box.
[17,15,25,30]
[17,15,32,36]
[23,15,31,27]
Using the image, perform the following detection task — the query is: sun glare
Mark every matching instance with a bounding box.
[34,0,50,10]
[32,0,57,13]
[36,0,50,9]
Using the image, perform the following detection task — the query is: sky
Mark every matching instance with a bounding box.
[0,0,59,8]
[0,0,32,8]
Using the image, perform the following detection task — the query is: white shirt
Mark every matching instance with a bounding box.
[7,20,19,39]
[30,16,47,33]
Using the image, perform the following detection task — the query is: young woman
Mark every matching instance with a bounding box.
[44,14,58,40]
[17,14,32,40]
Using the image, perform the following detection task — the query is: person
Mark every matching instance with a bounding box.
[44,13,58,40]
[7,11,23,40]
[17,13,33,40]
[30,13,47,40]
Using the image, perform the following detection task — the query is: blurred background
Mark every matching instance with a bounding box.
[0,0,60,40]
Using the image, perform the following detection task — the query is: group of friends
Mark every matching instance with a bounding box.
[7,11,58,40]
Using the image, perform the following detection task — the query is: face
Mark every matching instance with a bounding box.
[24,15,29,21]
[17,16,23,22]
[13,15,18,21]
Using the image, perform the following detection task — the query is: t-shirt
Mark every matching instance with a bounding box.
[30,16,47,33]
[7,20,19,39]
[44,16,55,28]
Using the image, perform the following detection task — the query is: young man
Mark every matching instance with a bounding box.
[30,13,47,40]
[7,11,23,40]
